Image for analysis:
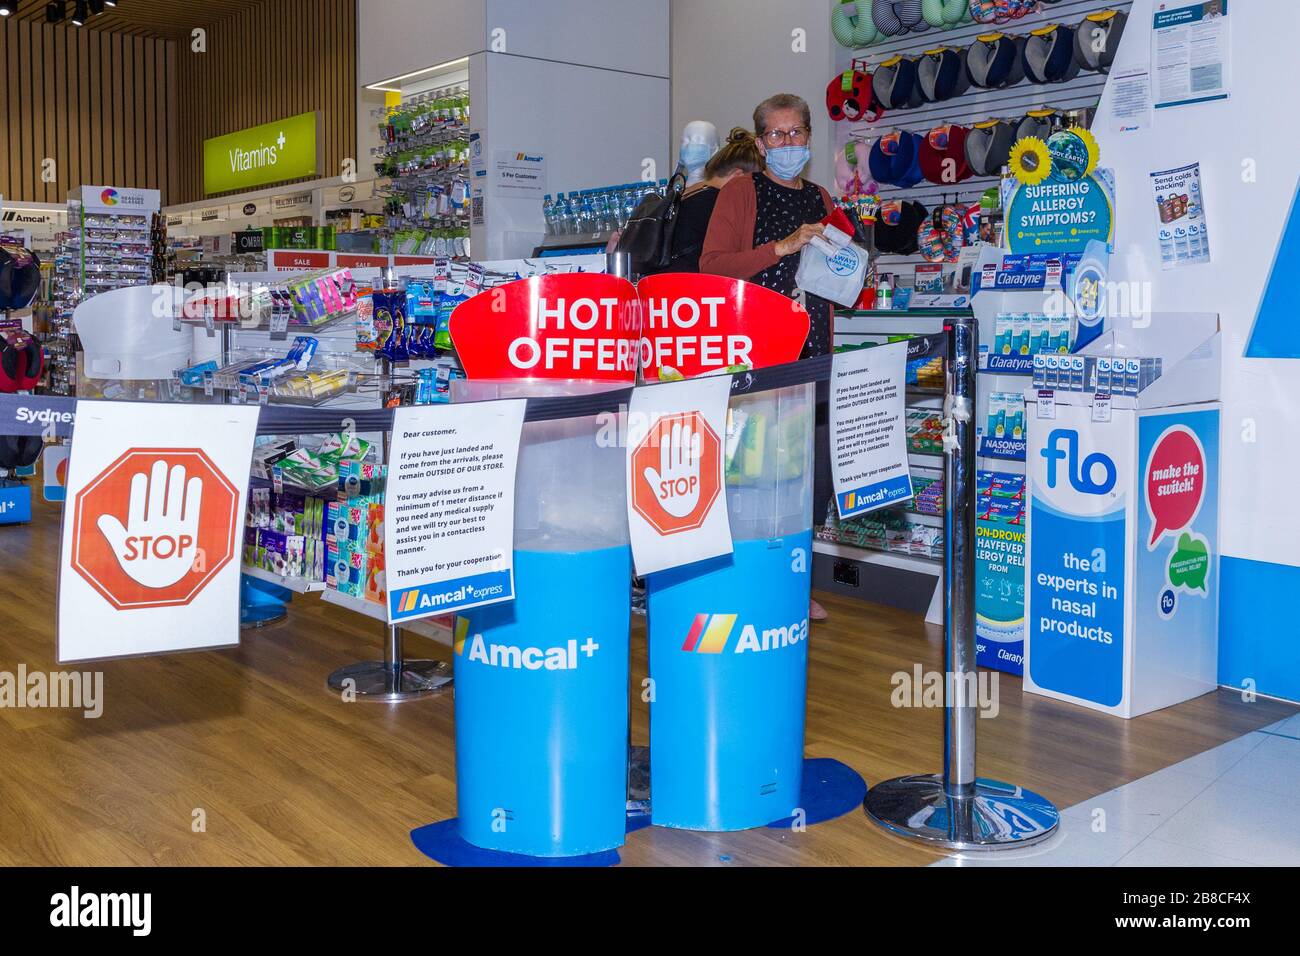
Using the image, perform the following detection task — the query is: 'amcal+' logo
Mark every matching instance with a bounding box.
[453,617,600,671]
[1041,428,1117,495]
[681,613,809,654]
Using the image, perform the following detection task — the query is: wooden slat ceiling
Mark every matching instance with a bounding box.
[9,0,273,39]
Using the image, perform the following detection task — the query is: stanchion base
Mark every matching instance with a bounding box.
[863,774,1059,851]
[240,605,287,630]
[326,660,452,702]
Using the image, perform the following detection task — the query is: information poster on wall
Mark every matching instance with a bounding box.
[1150,162,1211,269]
[57,402,259,662]
[492,149,547,197]
[384,400,526,625]
[626,375,733,576]
[1152,1,1230,110]
[829,340,913,519]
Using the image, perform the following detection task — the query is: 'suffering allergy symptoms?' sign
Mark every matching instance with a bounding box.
[384,400,526,625]
[829,340,914,520]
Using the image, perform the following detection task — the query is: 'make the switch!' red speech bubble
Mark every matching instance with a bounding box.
[1145,425,1206,549]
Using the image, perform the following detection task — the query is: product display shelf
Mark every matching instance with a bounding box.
[811,309,959,621]
[241,563,326,595]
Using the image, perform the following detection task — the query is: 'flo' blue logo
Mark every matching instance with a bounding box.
[1041,429,1116,495]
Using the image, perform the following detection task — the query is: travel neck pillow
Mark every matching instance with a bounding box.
[1016,109,1064,144]
[1024,23,1082,84]
[0,244,41,311]
[873,55,920,110]
[1075,9,1128,74]
[969,0,1034,24]
[964,119,1016,176]
[832,1,881,48]
[874,200,929,255]
[874,0,926,37]
[917,203,967,262]
[0,434,42,471]
[827,70,876,122]
[967,33,1027,88]
[0,329,43,393]
[918,46,971,102]
[923,0,969,27]
[919,124,973,184]
[869,131,925,187]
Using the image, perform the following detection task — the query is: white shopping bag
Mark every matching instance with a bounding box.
[795,240,869,307]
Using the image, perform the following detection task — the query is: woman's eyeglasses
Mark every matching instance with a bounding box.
[760,127,810,147]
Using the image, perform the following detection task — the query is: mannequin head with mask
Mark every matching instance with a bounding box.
[753,93,813,186]
[680,120,719,186]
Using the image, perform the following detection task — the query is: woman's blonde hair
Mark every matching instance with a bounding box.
[703,127,765,179]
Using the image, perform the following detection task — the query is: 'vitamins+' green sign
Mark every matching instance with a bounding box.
[203,112,319,195]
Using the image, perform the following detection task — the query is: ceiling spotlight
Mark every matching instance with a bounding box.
[45,1,64,23]
[71,0,86,25]
[104,0,114,5]
[0,3,14,20]
[89,0,103,13]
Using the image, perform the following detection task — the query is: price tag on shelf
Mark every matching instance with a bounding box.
[268,309,290,340]
[1091,390,1112,423]
[1045,258,1063,290]
[203,371,214,397]
[1036,389,1056,420]
[257,384,270,406]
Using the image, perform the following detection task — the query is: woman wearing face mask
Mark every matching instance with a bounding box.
[644,128,765,275]
[699,93,834,357]
[700,94,835,622]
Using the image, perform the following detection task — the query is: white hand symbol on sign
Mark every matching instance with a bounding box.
[643,419,701,519]
[96,460,203,589]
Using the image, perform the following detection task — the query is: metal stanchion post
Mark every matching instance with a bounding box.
[326,355,451,702]
[862,314,1059,850]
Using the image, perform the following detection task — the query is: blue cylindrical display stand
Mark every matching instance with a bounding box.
[456,545,631,856]
[646,384,815,830]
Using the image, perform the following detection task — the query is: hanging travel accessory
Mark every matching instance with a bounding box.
[872,55,920,110]
[832,1,882,48]
[0,244,42,311]
[0,329,43,393]
[916,203,967,262]
[918,124,973,184]
[869,130,926,187]
[873,0,927,37]
[1075,9,1128,74]
[966,33,1027,89]
[923,0,970,28]
[826,70,875,122]
[964,119,1016,176]
[1016,108,1064,144]
[873,199,929,254]
[918,46,971,102]
[1023,23,1082,84]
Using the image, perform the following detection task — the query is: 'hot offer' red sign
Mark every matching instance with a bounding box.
[449,273,641,382]
[636,273,810,380]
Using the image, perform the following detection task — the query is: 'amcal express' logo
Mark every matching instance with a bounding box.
[681,612,809,655]
[453,617,601,671]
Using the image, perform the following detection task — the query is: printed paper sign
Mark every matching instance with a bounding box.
[384,400,526,624]
[635,274,809,381]
[830,341,913,519]
[1150,163,1211,269]
[1152,1,1230,110]
[449,273,640,383]
[626,375,732,575]
[58,402,259,662]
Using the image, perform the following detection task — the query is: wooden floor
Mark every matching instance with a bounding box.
[1,499,1293,866]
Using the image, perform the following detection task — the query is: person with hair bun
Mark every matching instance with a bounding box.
[643,127,765,274]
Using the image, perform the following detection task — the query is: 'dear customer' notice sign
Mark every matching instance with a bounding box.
[57,402,259,662]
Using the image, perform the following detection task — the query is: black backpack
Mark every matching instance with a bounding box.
[617,169,688,272]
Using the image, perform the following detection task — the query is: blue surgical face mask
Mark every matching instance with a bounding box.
[765,145,811,180]
[681,142,713,170]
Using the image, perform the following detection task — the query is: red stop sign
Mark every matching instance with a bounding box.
[631,411,722,535]
[70,448,241,611]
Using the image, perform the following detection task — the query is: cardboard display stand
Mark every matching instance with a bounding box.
[1024,312,1221,718]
